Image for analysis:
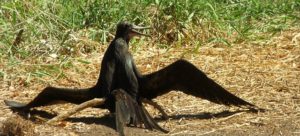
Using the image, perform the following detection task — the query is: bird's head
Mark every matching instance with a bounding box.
[115,22,150,42]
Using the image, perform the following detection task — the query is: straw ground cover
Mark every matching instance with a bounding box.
[1,0,300,135]
[1,28,300,135]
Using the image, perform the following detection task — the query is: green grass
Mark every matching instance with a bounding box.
[1,0,300,82]
[1,0,299,48]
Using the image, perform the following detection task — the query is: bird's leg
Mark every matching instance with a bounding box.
[142,98,169,120]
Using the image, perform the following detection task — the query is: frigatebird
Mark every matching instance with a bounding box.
[5,22,258,135]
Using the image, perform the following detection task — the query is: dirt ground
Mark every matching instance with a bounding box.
[1,29,300,136]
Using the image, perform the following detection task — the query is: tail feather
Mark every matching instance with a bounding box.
[113,89,168,135]
[140,105,169,133]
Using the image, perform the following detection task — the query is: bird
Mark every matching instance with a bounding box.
[5,22,260,135]
[5,22,168,135]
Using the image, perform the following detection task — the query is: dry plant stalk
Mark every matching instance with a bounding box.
[13,29,24,46]
[47,98,105,124]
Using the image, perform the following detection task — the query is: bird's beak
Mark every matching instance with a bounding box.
[130,24,151,37]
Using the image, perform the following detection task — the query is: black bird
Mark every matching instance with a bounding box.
[5,22,168,135]
[4,22,258,135]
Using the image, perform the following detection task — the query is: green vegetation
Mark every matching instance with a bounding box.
[1,0,300,52]
[1,0,300,82]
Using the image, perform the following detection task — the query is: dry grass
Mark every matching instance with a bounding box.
[0,116,34,136]
[1,29,300,135]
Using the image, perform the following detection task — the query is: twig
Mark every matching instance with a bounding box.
[47,98,105,124]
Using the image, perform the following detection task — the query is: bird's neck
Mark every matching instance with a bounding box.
[115,36,130,45]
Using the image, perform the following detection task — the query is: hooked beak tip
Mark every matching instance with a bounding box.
[130,29,151,37]
[130,24,151,37]
[132,24,151,30]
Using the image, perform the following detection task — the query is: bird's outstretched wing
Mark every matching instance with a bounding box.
[4,87,97,110]
[139,59,255,108]
[113,89,168,135]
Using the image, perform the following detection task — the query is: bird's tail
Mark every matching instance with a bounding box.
[4,86,97,110]
[113,89,168,135]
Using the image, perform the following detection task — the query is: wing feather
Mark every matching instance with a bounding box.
[139,59,255,108]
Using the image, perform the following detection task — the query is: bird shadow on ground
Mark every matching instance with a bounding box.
[10,108,254,131]
[155,109,252,121]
